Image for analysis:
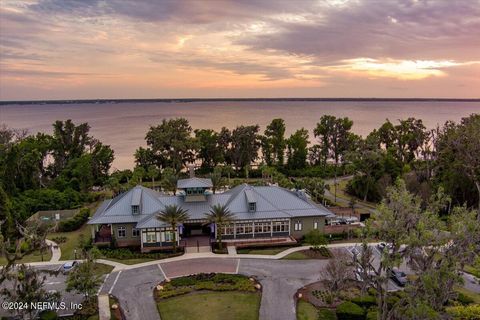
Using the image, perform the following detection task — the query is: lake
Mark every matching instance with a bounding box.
[1,100,479,170]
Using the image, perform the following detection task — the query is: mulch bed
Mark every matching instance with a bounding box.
[298,280,361,308]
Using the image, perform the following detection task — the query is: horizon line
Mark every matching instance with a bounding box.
[1,97,480,105]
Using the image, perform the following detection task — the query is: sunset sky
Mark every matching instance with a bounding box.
[1,0,479,100]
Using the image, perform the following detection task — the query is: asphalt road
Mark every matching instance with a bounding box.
[0,265,85,318]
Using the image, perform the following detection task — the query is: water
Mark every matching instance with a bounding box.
[1,100,479,170]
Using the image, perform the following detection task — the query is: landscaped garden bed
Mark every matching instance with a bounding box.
[98,247,184,264]
[154,273,262,320]
[283,247,333,260]
[296,280,480,320]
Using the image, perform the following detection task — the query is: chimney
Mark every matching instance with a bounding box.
[188,165,195,178]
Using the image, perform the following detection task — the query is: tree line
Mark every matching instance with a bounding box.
[132,114,480,216]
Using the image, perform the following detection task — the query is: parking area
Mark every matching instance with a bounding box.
[159,257,239,279]
[343,245,410,292]
[0,265,85,318]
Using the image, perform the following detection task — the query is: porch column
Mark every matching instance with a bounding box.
[252,221,255,238]
[233,223,237,239]
[90,225,95,239]
[270,221,273,237]
[141,231,145,250]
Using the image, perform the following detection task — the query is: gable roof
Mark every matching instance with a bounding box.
[89,183,334,228]
[177,177,213,189]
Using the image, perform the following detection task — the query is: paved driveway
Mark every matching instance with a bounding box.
[104,265,164,320]
[160,257,239,278]
[239,259,329,320]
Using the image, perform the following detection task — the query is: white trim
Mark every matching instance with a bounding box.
[108,271,122,295]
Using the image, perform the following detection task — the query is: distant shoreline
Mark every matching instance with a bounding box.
[1,97,480,105]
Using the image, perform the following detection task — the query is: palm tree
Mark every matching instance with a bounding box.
[204,204,235,250]
[156,205,189,253]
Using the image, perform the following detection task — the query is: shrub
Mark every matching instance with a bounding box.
[365,310,377,320]
[99,247,182,260]
[351,295,377,309]
[318,308,337,320]
[456,292,475,305]
[39,310,58,320]
[304,229,328,248]
[336,301,364,320]
[51,236,67,244]
[446,304,480,320]
[57,208,90,232]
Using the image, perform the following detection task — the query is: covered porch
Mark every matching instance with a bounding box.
[91,224,112,244]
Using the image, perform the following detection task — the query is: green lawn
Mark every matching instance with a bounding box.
[282,251,311,260]
[0,249,52,266]
[103,257,156,265]
[465,265,480,278]
[93,262,114,276]
[455,287,480,304]
[237,247,290,255]
[297,300,318,320]
[157,291,261,320]
[47,223,91,260]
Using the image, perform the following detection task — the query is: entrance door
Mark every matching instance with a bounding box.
[183,223,212,237]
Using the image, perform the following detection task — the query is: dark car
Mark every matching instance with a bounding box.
[60,261,78,274]
[389,268,407,287]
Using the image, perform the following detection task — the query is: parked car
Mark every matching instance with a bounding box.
[344,217,359,224]
[377,242,393,252]
[60,261,78,274]
[389,268,408,287]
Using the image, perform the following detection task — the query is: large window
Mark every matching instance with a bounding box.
[222,225,234,235]
[255,222,271,233]
[145,231,157,243]
[272,221,289,233]
[117,226,126,238]
[132,228,140,237]
[236,223,254,234]
[164,231,174,242]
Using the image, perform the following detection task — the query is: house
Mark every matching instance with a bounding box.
[88,177,334,252]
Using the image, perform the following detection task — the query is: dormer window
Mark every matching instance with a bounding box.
[249,202,256,212]
[132,205,139,215]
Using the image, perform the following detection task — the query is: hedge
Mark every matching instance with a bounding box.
[57,208,90,232]
[350,295,377,309]
[318,308,337,320]
[336,301,365,320]
[99,247,183,260]
[365,310,378,320]
[446,305,480,320]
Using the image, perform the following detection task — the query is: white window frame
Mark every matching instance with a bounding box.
[164,231,174,242]
[117,226,126,238]
[145,231,157,243]
[132,228,140,237]
[132,205,139,214]
[294,221,303,231]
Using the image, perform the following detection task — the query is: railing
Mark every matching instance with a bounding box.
[94,234,112,243]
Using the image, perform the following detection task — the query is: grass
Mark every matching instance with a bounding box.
[282,251,311,260]
[237,247,290,255]
[93,262,114,276]
[465,265,480,278]
[47,223,91,260]
[455,287,480,304]
[103,257,156,265]
[157,291,261,320]
[0,249,52,266]
[297,300,318,320]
